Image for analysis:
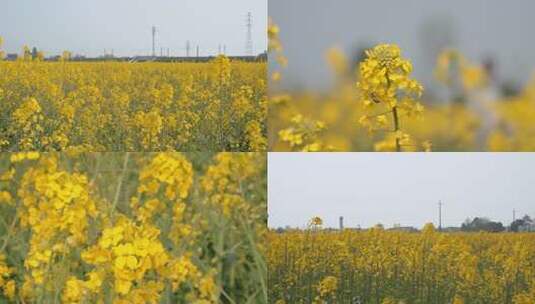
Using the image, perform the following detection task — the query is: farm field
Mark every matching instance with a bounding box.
[0,57,267,152]
[267,228,535,304]
[0,152,267,303]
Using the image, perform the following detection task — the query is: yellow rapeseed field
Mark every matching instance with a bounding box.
[268,20,535,152]
[267,225,535,304]
[0,152,267,303]
[0,40,267,152]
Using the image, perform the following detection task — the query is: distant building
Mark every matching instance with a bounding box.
[6,53,18,61]
[257,51,267,61]
[387,226,418,233]
[442,227,462,233]
[47,55,61,61]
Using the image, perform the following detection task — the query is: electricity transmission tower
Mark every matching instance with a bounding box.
[186,41,191,57]
[151,26,157,57]
[245,12,253,55]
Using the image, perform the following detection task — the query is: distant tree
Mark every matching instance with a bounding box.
[487,221,505,232]
[61,50,72,61]
[36,51,45,61]
[461,217,505,232]
[510,215,533,232]
[373,223,384,230]
[22,45,32,61]
[511,219,525,232]
[32,47,38,59]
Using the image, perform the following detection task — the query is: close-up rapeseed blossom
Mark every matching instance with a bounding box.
[268,0,535,152]
[0,152,267,303]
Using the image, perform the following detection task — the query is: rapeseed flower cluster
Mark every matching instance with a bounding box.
[357,44,427,151]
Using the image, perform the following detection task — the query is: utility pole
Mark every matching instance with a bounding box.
[511,208,517,232]
[196,45,199,58]
[339,216,344,230]
[186,41,191,57]
[245,12,253,55]
[438,200,443,231]
[223,45,226,55]
[152,26,157,57]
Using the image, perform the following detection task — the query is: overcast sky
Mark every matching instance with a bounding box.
[0,0,267,57]
[268,153,535,229]
[269,0,535,93]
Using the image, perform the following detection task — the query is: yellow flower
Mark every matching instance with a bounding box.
[317,276,338,298]
[62,277,84,303]
[4,280,16,300]
[357,44,427,151]
[0,191,12,205]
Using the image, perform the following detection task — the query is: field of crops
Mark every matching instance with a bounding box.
[0,57,266,152]
[268,21,535,152]
[267,227,535,304]
[0,152,267,303]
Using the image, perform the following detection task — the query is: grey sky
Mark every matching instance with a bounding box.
[269,0,535,93]
[268,153,535,229]
[1,0,267,57]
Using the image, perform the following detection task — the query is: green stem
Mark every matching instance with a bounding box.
[111,152,130,220]
[385,71,401,152]
[392,105,401,152]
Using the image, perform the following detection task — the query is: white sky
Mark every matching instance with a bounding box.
[268,153,535,229]
[1,0,267,57]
